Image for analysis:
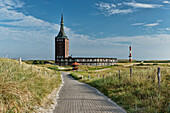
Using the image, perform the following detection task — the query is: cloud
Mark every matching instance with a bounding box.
[144,23,159,27]
[124,2,162,8]
[75,34,170,59]
[131,23,145,26]
[163,1,170,4]
[0,0,24,9]
[108,9,133,15]
[117,3,122,6]
[159,27,170,31]
[95,2,133,16]
[95,2,116,10]
[0,0,25,21]
[95,1,162,16]
[69,33,170,59]
[165,28,170,30]
[132,20,162,28]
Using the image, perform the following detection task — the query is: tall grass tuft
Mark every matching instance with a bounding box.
[0,58,61,112]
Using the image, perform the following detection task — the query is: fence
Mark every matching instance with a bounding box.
[78,67,166,87]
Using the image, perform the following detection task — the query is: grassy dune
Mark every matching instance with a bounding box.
[70,64,170,113]
[0,58,61,112]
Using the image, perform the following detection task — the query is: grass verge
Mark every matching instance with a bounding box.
[70,65,170,113]
[0,58,61,112]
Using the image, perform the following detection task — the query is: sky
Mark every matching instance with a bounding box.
[0,0,170,60]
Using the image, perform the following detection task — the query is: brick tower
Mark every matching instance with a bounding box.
[55,13,69,65]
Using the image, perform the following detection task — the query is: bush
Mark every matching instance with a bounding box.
[39,61,44,64]
[44,60,50,64]
[70,73,82,80]
[33,60,39,64]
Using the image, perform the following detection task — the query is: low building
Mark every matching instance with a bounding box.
[56,56,117,66]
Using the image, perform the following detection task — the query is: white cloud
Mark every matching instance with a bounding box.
[95,2,116,10]
[124,2,162,8]
[95,1,162,16]
[0,0,25,21]
[158,27,170,32]
[95,2,133,16]
[165,28,170,30]
[132,23,145,26]
[132,20,162,28]
[69,33,170,59]
[117,3,122,6]
[0,0,24,9]
[163,1,170,4]
[108,9,133,15]
[72,34,170,59]
[144,23,159,27]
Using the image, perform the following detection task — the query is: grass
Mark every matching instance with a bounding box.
[70,64,170,113]
[117,59,170,63]
[77,65,120,71]
[0,58,61,112]
[23,60,54,65]
[35,64,72,71]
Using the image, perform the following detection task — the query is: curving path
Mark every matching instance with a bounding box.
[54,72,126,113]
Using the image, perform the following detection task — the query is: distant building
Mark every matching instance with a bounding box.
[55,13,117,66]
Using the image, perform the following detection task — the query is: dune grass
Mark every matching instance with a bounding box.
[0,58,61,112]
[70,64,170,113]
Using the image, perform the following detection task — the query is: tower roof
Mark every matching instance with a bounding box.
[56,13,67,39]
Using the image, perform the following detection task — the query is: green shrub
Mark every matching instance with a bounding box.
[70,73,82,80]
[33,60,39,64]
[39,60,44,64]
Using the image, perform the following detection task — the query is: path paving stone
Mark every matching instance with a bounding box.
[54,72,126,113]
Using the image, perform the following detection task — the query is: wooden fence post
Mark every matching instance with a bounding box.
[130,67,132,78]
[157,67,161,86]
[19,57,22,64]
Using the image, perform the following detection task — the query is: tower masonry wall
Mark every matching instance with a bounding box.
[64,39,69,58]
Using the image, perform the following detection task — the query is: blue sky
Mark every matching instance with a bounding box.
[0,0,170,60]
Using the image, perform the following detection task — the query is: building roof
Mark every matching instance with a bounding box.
[72,62,80,66]
[68,56,117,59]
[56,13,68,39]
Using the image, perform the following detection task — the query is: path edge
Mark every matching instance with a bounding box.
[34,74,64,113]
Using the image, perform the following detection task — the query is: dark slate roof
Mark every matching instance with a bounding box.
[56,13,68,39]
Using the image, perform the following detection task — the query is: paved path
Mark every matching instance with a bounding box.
[94,68,111,72]
[54,72,126,113]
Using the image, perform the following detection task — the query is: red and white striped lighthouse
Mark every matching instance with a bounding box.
[129,46,132,62]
